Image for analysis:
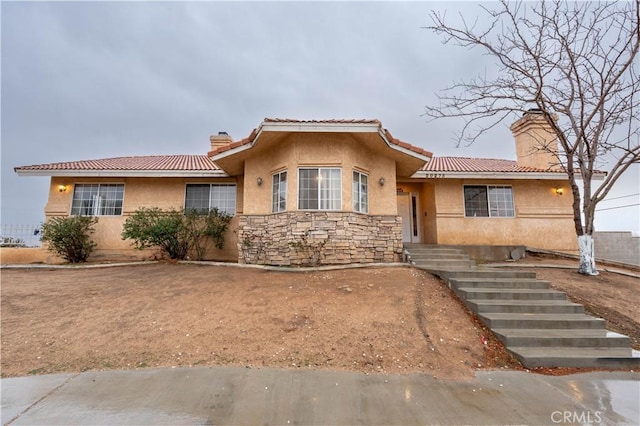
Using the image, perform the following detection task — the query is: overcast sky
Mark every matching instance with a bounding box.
[2,1,638,234]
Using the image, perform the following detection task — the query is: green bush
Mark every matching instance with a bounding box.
[40,216,98,263]
[121,207,186,259]
[121,207,232,260]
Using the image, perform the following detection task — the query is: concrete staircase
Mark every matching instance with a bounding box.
[405,244,640,369]
[403,245,476,270]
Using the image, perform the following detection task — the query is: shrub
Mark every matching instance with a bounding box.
[40,216,98,263]
[121,207,232,260]
[203,209,233,249]
[121,207,186,259]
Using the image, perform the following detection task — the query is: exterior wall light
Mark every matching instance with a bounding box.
[58,184,68,193]
[256,177,263,186]
[379,177,385,186]
[555,187,564,195]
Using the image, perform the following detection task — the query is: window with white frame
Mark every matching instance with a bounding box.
[464,185,515,217]
[71,184,124,216]
[352,170,368,213]
[185,183,236,215]
[298,168,341,210]
[272,171,287,213]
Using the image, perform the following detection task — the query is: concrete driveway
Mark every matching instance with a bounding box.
[2,367,639,425]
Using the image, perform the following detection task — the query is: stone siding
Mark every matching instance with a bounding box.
[238,212,403,266]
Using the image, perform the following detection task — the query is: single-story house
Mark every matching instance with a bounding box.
[15,110,577,265]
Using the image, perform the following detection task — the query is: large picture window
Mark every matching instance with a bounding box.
[185,184,236,215]
[272,171,287,213]
[352,170,368,213]
[71,184,124,216]
[464,185,515,217]
[298,168,341,210]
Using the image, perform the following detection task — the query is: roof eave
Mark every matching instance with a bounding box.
[208,137,258,163]
[377,129,431,164]
[260,121,380,133]
[209,123,388,162]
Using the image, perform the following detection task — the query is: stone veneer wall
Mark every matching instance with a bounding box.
[237,212,403,266]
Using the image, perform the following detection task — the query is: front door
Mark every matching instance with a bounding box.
[397,192,420,243]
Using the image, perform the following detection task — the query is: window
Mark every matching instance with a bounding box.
[71,184,124,216]
[352,171,368,213]
[298,168,341,210]
[185,184,236,215]
[464,185,514,217]
[272,171,287,213]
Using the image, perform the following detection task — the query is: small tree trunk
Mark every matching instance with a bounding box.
[577,234,598,276]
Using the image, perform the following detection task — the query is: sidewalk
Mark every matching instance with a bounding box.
[2,367,639,425]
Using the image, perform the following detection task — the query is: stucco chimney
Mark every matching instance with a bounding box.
[510,109,559,170]
[210,132,233,151]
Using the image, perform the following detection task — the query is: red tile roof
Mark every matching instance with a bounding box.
[382,129,432,158]
[421,157,561,173]
[15,155,220,172]
[207,118,432,158]
[19,125,569,176]
[15,153,570,178]
[207,128,258,157]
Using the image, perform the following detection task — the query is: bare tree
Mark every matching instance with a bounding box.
[424,0,639,275]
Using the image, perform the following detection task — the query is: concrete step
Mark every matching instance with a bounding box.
[449,278,551,290]
[456,288,566,301]
[412,259,476,269]
[409,253,470,260]
[466,300,584,314]
[437,269,538,280]
[407,250,467,257]
[478,313,606,330]
[492,329,632,348]
[404,245,463,254]
[508,346,640,369]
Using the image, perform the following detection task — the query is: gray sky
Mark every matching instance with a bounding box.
[2,1,638,234]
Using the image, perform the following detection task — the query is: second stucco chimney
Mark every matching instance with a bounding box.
[210,132,233,152]
[510,109,559,170]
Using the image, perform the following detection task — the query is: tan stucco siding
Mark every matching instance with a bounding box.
[242,133,397,215]
[432,179,577,252]
[44,177,239,262]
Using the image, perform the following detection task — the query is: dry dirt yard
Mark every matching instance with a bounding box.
[1,256,637,379]
[1,264,503,380]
